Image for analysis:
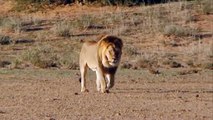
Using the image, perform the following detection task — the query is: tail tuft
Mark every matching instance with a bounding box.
[79,78,81,83]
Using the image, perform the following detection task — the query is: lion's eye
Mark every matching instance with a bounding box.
[109,49,113,53]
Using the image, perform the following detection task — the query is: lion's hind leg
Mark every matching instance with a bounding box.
[80,63,89,92]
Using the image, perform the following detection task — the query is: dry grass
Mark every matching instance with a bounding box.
[0,17,22,33]
[201,0,213,14]
[51,20,73,37]
[163,24,197,37]
[0,35,12,45]
[20,45,60,68]
[18,44,79,69]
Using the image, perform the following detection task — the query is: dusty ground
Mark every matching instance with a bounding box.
[0,68,212,120]
[0,0,213,120]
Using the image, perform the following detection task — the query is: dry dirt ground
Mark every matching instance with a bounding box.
[0,68,212,120]
[0,0,213,120]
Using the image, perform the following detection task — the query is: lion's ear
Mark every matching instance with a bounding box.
[96,34,107,41]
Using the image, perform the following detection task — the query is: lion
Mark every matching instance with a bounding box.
[79,35,123,93]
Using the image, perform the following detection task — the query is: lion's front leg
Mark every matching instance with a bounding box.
[96,70,106,93]
[106,74,115,90]
[95,71,101,92]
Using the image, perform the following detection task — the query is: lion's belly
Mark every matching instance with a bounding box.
[90,67,97,71]
[86,59,98,72]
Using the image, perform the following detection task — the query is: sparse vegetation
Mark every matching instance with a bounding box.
[124,46,139,57]
[0,35,12,45]
[0,60,11,68]
[0,17,22,33]
[134,53,158,69]
[19,45,79,69]
[0,1,212,119]
[201,0,213,14]
[0,0,212,71]
[12,58,22,69]
[163,24,197,37]
[21,45,60,68]
[76,14,96,29]
[52,20,73,37]
[120,62,133,69]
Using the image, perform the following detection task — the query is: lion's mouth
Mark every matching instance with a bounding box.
[112,60,118,64]
[109,59,119,65]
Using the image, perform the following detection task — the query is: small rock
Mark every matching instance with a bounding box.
[0,110,6,114]
[52,98,60,101]
[115,112,121,116]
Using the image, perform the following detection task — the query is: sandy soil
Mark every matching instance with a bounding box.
[0,69,212,120]
[0,1,213,120]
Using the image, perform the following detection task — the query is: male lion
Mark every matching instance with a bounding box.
[79,35,123,93]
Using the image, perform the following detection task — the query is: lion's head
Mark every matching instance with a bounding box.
[98,36,123,68]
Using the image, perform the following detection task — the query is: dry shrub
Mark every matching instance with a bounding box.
[20,44,80,69]
[178,69,201,75]
[76,15,96,29]
[133,53,158,69]
[0,35,12,45]
[201,62,213,70]
[163,24,197,37]
[21,45,60,68]
[11,59,22,69]
[120,62,133,69]
[201,0,213,14]
[134,59,150,69]
[0,60,11,68]
[0,15,44,33]
[52,20,72,37]
[169,61,182,68]
[124,46,139,57]
[185,43,213,59]
[0,17,22,33]
[59,51,79,70]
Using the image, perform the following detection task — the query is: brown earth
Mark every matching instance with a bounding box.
[0,69,212,120]
[0,0,213,120]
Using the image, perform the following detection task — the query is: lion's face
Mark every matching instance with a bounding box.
[105,44,122,67]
